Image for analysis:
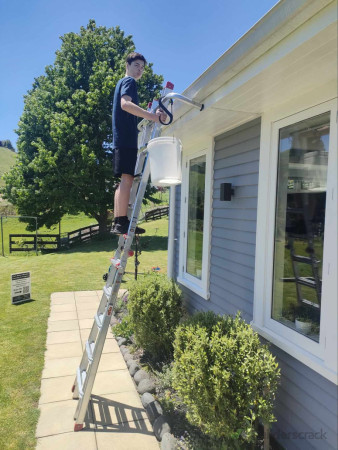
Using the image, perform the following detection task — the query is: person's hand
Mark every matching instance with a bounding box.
[156,108,167,124]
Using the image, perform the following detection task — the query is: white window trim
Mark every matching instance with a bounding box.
[177,141,213,300]
[252,99,338,384]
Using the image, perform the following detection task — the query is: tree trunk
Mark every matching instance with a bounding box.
[96,211,109,236]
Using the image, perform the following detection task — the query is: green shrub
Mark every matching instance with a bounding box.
[113,315,134,339]
[172,311,280,444]
[127,273,183,359]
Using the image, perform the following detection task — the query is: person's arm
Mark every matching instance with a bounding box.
[121,95,166,123]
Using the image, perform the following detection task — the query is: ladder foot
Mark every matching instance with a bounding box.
[74,423,84,432]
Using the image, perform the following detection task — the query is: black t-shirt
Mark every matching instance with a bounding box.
[112,76,139,149]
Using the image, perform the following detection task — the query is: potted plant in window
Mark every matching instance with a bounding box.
[294,306,313,334]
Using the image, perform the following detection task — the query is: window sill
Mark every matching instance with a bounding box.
[177,276,210,300]
[251,322,337,384]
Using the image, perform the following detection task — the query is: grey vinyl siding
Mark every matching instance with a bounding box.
[174,118,260,315]
[210,118,261,321]
[270,346,338,450]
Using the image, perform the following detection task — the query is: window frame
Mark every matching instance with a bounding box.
[177,142,213,300]
[252,99,337,383]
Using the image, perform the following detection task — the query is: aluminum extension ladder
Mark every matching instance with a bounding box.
[72,82,204,431]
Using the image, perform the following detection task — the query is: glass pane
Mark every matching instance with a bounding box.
[186,155,206,279]
[272,112,330,342]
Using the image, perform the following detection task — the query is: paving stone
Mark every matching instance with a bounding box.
[141,392,155,408]
[36,399,94,437]
[145,400,163,424]
[46,330,80,345]
[161,432,177,450]
[76,309,97,320]
[153,415,171,441]
[36,431,96,450]
[42,356,80,378]
[128,362,140,376]
[137,379,156,395]
[48,311,78,322]
[47,320,79,332]
[97,352,127,372]
[91,391,147,426]
[134,369,149,385]
[39,375,75,404]
[45,341,82,360]
[95,421,158,449]
[50,303,76,313]
[79,318,96,329]
[92,369,135,395]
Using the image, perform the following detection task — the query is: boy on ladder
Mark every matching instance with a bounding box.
[111,52,166,235]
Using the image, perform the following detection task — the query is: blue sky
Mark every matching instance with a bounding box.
[0,0,278,148]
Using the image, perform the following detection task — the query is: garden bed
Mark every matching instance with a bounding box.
[112,279,283,450]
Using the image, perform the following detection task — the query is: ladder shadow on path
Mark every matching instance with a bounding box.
[90,395,154,434]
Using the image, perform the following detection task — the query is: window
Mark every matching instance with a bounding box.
[186,155,206,279]
[253,100,337,383]
[272,113,330,342]
[178,145,213,299]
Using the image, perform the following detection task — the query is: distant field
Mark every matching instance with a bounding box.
[0,146,16,188]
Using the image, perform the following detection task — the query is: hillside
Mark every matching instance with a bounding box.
[0,146,17,188]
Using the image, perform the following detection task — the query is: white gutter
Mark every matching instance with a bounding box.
[167,185,175,279]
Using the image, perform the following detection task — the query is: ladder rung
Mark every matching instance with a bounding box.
[103,286,112,299]
[95,314,103,329]
[76,368,86,398]
[302,299,320,309]
[110,258,121,268]
[296,277,318,288]
[85,341,95,362]
[293,255,319,264]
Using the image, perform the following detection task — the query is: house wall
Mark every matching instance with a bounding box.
[174,117,337,450]
[175,118,260,317]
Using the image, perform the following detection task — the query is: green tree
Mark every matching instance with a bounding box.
[2,20,163,232]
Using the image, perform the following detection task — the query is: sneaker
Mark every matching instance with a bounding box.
[111,220,145,235]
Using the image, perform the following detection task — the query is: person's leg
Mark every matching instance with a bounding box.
[114,173,134,218]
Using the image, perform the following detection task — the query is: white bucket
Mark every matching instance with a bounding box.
[147,137,182,187]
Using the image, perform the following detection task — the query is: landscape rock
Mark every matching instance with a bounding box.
[153,415,171,441]
[128,362,140,376]
[134,369,149,385]
[141,392,155,408]
[126,358,134,368]
[123,352,133,362]
[137,378,156,395]
[161,433,177,450]
[120,345,128,355]
[117,337,127,347]
[145,400,163,424]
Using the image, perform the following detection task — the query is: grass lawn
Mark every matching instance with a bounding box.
[0,217,168,449]
[0,147,17,189]
[0,213,98,256]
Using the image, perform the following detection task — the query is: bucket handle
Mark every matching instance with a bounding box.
[158,97,173,126]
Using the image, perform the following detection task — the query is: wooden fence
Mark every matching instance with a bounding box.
[65,224,101,247]
[9,234,60,253]
[144,206,169,222]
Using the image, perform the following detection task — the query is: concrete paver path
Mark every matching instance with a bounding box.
[36,291,159,449]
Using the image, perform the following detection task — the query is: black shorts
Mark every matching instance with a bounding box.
[113,148,138,178]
